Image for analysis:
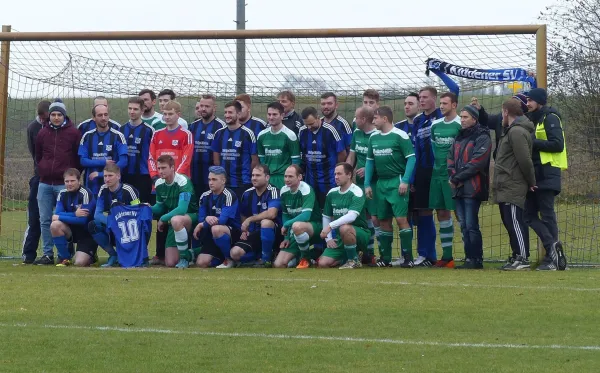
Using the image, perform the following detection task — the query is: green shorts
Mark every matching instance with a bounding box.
[269,174,285,190]
[429,178,455,211]
[321,226,371,262]
[374,178,410,219]
[165,213,199,248]
[357,181,377,217]
[281,221,323,257]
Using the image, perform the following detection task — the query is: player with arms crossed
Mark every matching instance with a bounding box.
[90,164,141,267]
[51,169,97,267]
[229,165,282,268]
[258,102,301,189]
[273,165,323,269]
[365,106,417,267]
[193,166,241,269]
[151,155,199,269]
[319,162,371,269]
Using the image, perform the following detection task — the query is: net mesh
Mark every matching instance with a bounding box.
[1,30,598,265]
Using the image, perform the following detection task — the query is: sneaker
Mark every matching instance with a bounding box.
[413,255,427,266]
[455,258,484,269]
[21,256,35,265]
[391,257,405,267]
[101,255,119,268]
[339,259,361,269]
[287,257,298,268]
[175,258,189,269]
[216,259,235,269]
[296,258,311,269]
[33,255,54,266]
[500,256,515,270]
[503,255,530,271]
[56,259,72,267]
[536,257,557,271]
[434,258,455,268]
[416,258,435,267]
[553,241,567,271]
[368,258,392,267]
[149,256,165,266]
[400,258,415,268]
[252,260,272,268]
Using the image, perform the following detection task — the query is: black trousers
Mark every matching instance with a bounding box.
[524,190,558,255]
[499,203,530,259]
[22,175,41,261]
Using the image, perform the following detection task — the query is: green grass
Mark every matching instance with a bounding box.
[1,262,599,372]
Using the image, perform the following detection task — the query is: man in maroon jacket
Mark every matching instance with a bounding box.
[33,99,82,265]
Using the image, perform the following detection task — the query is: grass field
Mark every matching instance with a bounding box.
[1,261,599,372]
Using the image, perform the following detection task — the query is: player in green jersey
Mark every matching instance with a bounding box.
[319,162,371,269]
[364,106,417,267]
[150,155,198,269]
[258,102,301,189]
[347,105,379,263]
[430,92,462,268]
[273,165,323,269]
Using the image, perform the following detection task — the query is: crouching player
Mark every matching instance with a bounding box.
[273,165,322,269]
[89,164,141,267]
[319,163,370,269]
[193,166,241,268]
[51,168,97,267]
[230,165,282,268]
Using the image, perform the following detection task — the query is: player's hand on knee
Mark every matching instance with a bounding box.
[326,239,337,249]
[206,216,218,226]
[157,220,166,232]
[280,240,290,249]
[193,224,202,240]
[52,214,59,222]
[240,231,248,240]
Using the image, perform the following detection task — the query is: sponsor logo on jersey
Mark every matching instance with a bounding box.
[434,137,456,145]
[287,206,302,215]
[355,144,368,153]
[373,148,393,156]
[265,148,283,156]
[332,207,349,216]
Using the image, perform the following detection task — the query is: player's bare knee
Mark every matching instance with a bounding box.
[291,222,306,236]
[211,225,227,238]
[339,224,354,237]
[196,256,211,268]
[370,216,380,226]
[49,221,61,234]
[436,210,450,221]
[170,216,184,231]
[260,219,275,229]
[230,247,243,261]
[318,257,334,268]
[396,217,410,229]
[73,253,91,267]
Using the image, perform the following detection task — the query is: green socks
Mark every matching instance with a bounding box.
[379,230,394,262]
[439,219,454,260]
[400,228,413,260]
[344,244,358,262]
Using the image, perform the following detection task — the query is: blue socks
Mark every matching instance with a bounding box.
[240,252,257,263]
[260,227,275,263]
[53,235,71,260]
[417,215,436,259]
[215,234,231,259]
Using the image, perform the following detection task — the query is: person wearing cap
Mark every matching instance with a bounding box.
[447,105,491,269]
[525,88,568,271]
[33,99,82,265]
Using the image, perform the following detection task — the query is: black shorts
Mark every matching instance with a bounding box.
[199,226,241,261]
[234,226,283,258]
[122,174,153,204]
[230,184,252,201]
[413,167,433,209]
[69,225,98,257]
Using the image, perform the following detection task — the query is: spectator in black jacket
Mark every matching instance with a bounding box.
[22,100,51,264]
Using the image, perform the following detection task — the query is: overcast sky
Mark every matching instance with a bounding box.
[2,0,556,32]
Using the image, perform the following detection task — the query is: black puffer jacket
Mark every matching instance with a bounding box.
[528,106,564,194]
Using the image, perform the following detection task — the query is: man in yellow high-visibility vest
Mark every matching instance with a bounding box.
[525,88,568,271]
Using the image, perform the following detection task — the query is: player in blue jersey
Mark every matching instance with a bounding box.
[193,166,241,269]
[229,165,282,268]
[51,168,97,267]
[320,92,353,151]
[235,94,267,138]
[79,104,128,195]
[189,94,226,197]
[211,101,258,199]
[120,96,155,203]
[89,164,141,267]
[77,96,121,135]
[278,90,304,135]
[299,106,346,208]
[107,204,152,268]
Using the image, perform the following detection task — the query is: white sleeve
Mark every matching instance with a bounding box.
[329,211,359,230]
[322,215,333,241]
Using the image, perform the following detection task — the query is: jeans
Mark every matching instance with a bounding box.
[37,182,65,257]
[22,175,41,261]
[455,198,483,260]
[524,190,558,253]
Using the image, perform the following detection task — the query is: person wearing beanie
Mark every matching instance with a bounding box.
[448,105,491,269]
[33,99,82,265]
[525,88,568,271]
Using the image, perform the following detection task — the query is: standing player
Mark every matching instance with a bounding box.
[428,92,462,268]
[320,92,353,151]
[188,94,226,197]
[120,96,155,203]
[51,169,97,267]
[278,90,304,135]
[230,165,282,267]
[298,106,346,208]
[352,89,380,130]
[151,155,198,269]
[346,106,378,263]
[79,104,128,195]
[365,106,416,267]
[273,165,323,269]
[77,96,121,134]
[211,101,258,199]
[395,93,420,144]
[193,166,241,269]
[158,89,188,130]
[319,163,371,269]
[257,102,301,189]
[235,94,267,138]
[89,164,141,267]
[139,89,163,130]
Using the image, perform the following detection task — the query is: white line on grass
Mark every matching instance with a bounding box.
[3,272,600,292]
[1,322,599,351]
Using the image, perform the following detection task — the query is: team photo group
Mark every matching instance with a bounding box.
[23,83,568,271]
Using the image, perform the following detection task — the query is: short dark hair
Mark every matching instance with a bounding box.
[502,99,524,117]
[320,92,337,101]
[128,96,145,109]
[138,89,156,100]
[336,162,354,175]
[63,168,81,179]
[254,164,271,176]
[301,106,319,120]
[419,86,438,96]
[440,92,458,104]
[267,101,284,114]
[157,154,175,167]
[277,90,296,103]
[224,101,242,112]
[92,104,108,117]
[286,164,303,176]
[37,100,51,116]
[104,163,121,174]
[406,92,419,101]
[363,89,380,102]
[158,89,176,100]
[375,106,394,123]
